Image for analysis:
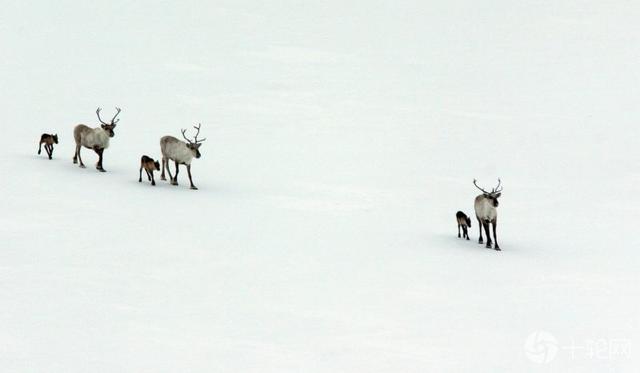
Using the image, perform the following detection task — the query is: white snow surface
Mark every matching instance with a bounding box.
[1,1,639,372]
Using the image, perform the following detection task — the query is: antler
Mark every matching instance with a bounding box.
[96,107,121,125]
[473,179,490,194]
[492,178,503,193]
[111,107,122,124]
[192,123,206,143]
[181,124,206,144]
[96,108,108,125]
[181,128,194,144]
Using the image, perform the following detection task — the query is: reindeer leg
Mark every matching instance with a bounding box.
[99,149,106,172]
[139,167,143,182]
[76,145,86,168]
[464,226,469,240]
[47,145,53,159]
[187,164,197,190]
[483,220,492,249]
[146,169,152,181]
[458,224,461,238]
[38,141,42,155]
[492,220,500,250]
[172,161,180,185]
[95,148,105,172]
[160,158,167,180]
[166,160,175,185]
[477,218,483,244]
[151,171,156,186]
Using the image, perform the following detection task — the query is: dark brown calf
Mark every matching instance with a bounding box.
[139,155,161,186]
[456,211,472,240]
[38,133,58,160]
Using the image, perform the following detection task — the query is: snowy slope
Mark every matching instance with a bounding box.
[1,1,639,372]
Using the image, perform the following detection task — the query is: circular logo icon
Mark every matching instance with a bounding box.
[524,331,559,364]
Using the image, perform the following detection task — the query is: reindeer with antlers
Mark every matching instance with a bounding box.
[473,179,503,250]
[73,107,121,172]
[160,123,206,190]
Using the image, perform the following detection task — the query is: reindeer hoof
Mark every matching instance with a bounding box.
[152,182,156,186]
[494,247,501,251]
[466,237,470,241]
[486,244,492,249]
[97,168,106,172]
[190,186,198,190]
[160,176,166,181]
[79,164,86,168]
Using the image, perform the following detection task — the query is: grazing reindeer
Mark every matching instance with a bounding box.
[456,211,472,240]
[73,107,121,172]
[38,133,58,159]
[160,123,206,190]
[473,179,503,250]
[139,155,161,186]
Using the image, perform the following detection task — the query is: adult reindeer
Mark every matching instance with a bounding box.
[160,123,206,190]
[473,179,503,250]
[73,107,121,172]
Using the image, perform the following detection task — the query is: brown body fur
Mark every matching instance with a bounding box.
[456,211,472,240]
[139,155,160,186]
[38,133,58,159]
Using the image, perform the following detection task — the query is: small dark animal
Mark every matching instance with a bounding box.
[139,155,161,186]
[456,211,472,240]
[38,133,58,159]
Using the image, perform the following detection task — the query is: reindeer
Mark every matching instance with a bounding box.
[456,211,472,240]
[73,107,121,172]
[160,123,206,190]
[139,155,161,186]
[38,133,58,160]
[473,179,503,250]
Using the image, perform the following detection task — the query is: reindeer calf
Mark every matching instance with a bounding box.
[456,211,472,240]
[139,155,160,186]
[38,133,58,159]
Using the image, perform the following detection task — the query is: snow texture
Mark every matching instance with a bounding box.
[1,1,638,371]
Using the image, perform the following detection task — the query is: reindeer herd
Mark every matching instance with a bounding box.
[38,107,207,190]
[38,107,507,249]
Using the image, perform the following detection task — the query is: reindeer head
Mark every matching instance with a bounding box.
[473,178,503,207]
[53,134,58,144]
[154,160,161,171]
[96,107,121,138]
[181,123,206,159]
[465,216,472,227]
